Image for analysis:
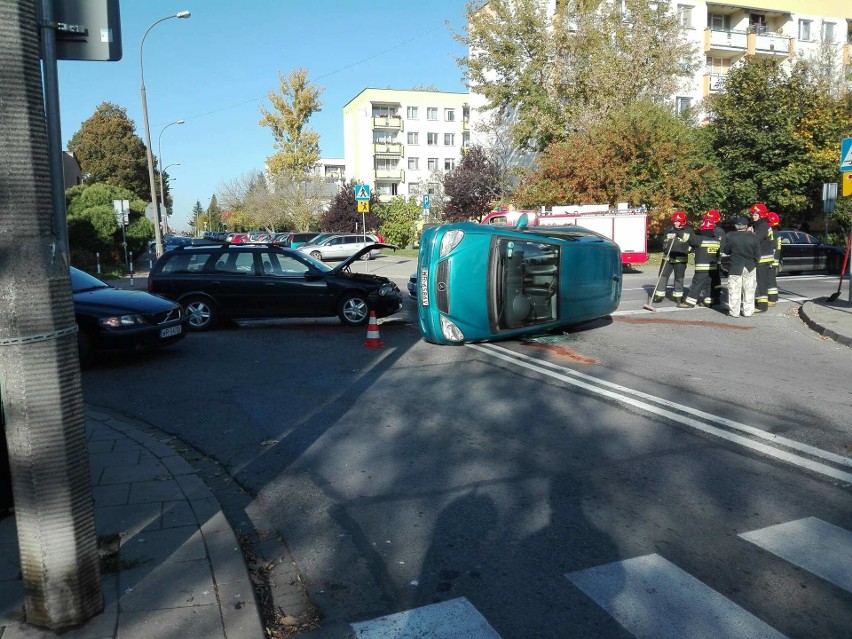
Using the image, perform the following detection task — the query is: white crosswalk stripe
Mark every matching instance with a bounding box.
[351,518,851,638]
[351,597,501,638]
[566,554,786,639]
[739,517,852,594]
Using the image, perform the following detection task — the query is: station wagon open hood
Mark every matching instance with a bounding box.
[331,243,397,273]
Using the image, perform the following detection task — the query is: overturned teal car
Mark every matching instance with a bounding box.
[416,217,622,345]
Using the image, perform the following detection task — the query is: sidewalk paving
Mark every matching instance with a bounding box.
[0,409,264,639]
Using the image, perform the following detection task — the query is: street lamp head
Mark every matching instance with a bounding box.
[176,11,191,19]
[176,119,185,125]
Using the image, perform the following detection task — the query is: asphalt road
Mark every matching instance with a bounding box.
[83,258,852,638]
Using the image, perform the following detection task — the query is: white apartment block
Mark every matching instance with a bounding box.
[470,1,851,142]
[343,88,470,202]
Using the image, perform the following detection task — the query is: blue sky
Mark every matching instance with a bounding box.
[58,0,469,231]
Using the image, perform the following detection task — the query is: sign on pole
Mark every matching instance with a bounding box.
[841,137,852,172]
[843,172,852,197]
[112,199,129,224]
[422,194,431,210]
[354,184,371,201]
[357,201,370,213]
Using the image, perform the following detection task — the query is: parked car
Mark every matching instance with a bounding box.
[71,266,187,366]
[408,273,417,298]
[147,242,402,330]
[415,218,622,345]
[272,232,321,247]
[298,233,381,261]
[719,229,845,275]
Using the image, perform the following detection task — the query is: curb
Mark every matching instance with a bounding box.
[799,300,852,348]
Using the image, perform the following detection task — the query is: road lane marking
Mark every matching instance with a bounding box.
[470,344,852,484]
[351,597,502,638]
[566,554,788,639]
[739,517,852,593]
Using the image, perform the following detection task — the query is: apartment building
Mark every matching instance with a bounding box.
[343,88,470,202]
[469,1,851,140]
[679,0,851,113]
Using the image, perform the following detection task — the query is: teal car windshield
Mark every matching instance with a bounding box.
[490,238,560,331]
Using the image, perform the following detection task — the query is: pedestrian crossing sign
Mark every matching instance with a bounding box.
[354,184,371,201]
[841,137,852,172]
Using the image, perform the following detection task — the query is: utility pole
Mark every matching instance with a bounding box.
[0,2,102,630]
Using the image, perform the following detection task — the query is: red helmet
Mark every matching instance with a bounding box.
[671,211,687,225]
[767,212,780,227]
[700,219,715,231]
[749,203,768,217]
[704,209,721,223]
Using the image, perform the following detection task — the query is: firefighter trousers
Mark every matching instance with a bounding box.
[684,269,712,306]
[655,259,687,300]
[755,262,771,310]
[767,265,778,304]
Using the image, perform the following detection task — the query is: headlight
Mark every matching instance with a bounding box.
[378,282,397,296]
[99,314,147,328]
[439,230,464,257]
[439,315,464,341]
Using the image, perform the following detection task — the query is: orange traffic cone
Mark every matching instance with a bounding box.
[363,311,384,348]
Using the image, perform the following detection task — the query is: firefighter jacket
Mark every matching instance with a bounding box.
[663,225,694,264]
[721,230,760,274]
[753,218,775,265]
[688,229,721,271]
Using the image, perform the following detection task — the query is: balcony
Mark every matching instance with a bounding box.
[705,28,748,55]
[373,142,403,156]
[462,119,470,131]
[752,32,791,58]
[375,169,404,182]
[372,115,402,130]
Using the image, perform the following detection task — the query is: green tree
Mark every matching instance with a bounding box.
[206,194,222,231]
[321,179,380,232]
[259,68,324,175]
[456,0,698,151]
[443,146,502,222]
[67,102,154,199]
[375,196,421,247]
[190,200,205,234]
[708,58,852,225]
[516,101,725,232]
[65,182,151,265]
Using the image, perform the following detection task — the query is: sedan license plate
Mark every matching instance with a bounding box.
[420,268,429,306]
[159,325,182,338]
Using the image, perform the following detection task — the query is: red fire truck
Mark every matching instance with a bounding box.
[481,204,648,265]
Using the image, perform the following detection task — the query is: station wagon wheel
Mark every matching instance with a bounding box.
[183,296,217,331]
[337,292,370,326]
[310,250,323,260]
[359,251,371,261]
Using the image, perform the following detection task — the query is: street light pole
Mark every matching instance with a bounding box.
[140,11,190,257]
[158,161,180,234]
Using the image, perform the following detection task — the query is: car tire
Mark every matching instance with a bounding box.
[310,250,323,261]
[183,296,217,331]
[337,292,370,326]
[359,251,371,261]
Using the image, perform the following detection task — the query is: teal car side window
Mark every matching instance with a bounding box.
[493,239,560,330]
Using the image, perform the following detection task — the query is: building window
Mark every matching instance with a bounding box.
[373,132,395,143]
[408,183,420,196]
[444,133,455,146]
[375,158,397,170]
[462,132,470,148]
[427,107,438,121]
[408,157,419,170]
[821,22,835,43]
[444,158,456,171]
[675,97,692,115]
[750,14,767,34]
[445,108,455,122]
[427,158,438,171]
[798,20,811,41]
[407,132,419,145]
[406,106,418,119]
[676,5,692,29]
[427,132,439,146]
[372,105,396,118]
[709,13,729,31]
[427,183,439,195]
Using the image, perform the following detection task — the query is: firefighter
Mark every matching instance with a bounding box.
[703,209,726,305]
[652,211,694,304]
[748,203,774,313]
[767,211,781,305]
[680,216,721,308]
